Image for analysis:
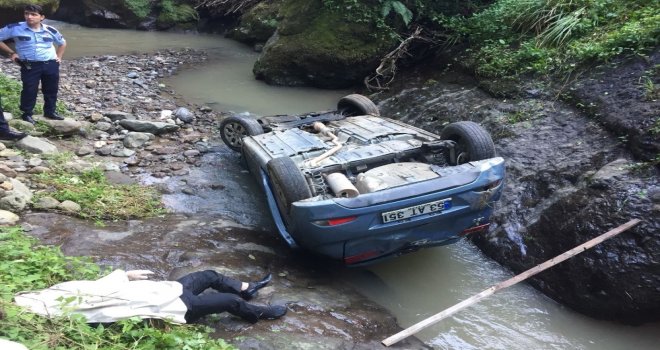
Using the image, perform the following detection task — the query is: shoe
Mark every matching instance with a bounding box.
[240,273,272,300]
[257,304,287,320]
[44,112,64,120]
[21,114,35,124]
[0,130,27,140]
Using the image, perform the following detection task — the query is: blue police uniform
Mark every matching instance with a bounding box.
[0,21,66,118]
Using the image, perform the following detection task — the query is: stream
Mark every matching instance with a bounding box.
[43,21,660,349]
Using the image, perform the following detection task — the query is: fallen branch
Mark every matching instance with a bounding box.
[382,218,642,347]
[364,27,429,92]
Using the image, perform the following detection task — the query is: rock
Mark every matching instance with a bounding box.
[33,196,60,209]
[28,166,50,174]
[15,136,58,154]
[62,159,95,173]
[0,164,17,178]
[76,145,94,156]
[0,141,6,151]
[0,209,19,225]
[90,112,104,122]
[103,111,135,121]
[40,118,83,136]
[28,158,43,167]
[160,110,173,119]
[95,121,114,132]
[252,1,396,88]
[58,200,81,213]
[123,156,140,166]
[96,146,112,156]
[174,107,194,123]
[0,149,20,157]
[0,181,12,190]
[183,150,200,158]
[0,178,33,212]
[123,132,154,148]
[111,146,136,157]
[102,162,121,172]
[104,171,136,185]
[118,120,180,135]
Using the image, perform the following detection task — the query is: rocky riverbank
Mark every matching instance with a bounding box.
[373,53,659,324]
[0,51,430,349]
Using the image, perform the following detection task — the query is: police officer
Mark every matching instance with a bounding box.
[0,4,66,124]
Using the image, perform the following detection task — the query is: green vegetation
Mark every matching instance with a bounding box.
[453,0,659,78]
[0,73,67,117]
[158,0,199,26]
[33,152,165,222]
[125,0,152,19]
[321,0,658,79]
[0,226,235,350]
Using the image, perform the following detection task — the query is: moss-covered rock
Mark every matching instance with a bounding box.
[252,0,397,88]
[227,1,280,46]
[155,0,198,30]
[0,0,59,24]
[52,0,200,30]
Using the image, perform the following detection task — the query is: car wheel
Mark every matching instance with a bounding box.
[267,157,312,218]
[337,94,380,116]
[440,121,495,165]
[220,116,264,152]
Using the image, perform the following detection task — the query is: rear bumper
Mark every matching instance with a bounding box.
[259,157,505,265]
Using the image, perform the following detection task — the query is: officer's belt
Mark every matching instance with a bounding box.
[24,59,57,64]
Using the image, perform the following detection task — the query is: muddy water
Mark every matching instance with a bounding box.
[49,22,660,349]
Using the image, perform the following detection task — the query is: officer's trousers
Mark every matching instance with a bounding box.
[20,60,59,116]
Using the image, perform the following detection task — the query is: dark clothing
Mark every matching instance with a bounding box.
[20,60,60,116]
[0,95,8,132]
[177,270,264,323]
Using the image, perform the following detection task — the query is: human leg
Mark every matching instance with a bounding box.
[19,65,40,120]
[176,270,242,295]
[41,61,61,118]
[181,291,286,323]
[0,96,26,140]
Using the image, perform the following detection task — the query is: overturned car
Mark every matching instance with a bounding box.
[220,94,505,266]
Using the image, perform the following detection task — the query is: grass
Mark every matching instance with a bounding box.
[0,73,67,117]
[32,152,166,222]
[0,226,235,350]
[442,0,659,78]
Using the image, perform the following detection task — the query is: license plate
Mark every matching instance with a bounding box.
[382,198,452,223]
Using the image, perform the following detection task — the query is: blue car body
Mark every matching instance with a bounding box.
[229,102,505,266]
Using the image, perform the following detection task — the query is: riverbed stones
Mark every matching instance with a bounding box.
[34,197,60,210]
[0,209,19,225]
[123,132,154,148]
[15,136,58,155]
[58,200,82,213]
[174,107,194,123]
[40,119,82,136]
[0,178,32,212]
[119,120,179,135]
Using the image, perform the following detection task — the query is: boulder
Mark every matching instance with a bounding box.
[252,0,396,88]
[118,120,179,135]
[15,136,59,154]
[227,2,280,46]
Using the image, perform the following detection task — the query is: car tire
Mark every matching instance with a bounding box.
[267,157,312,218]
[440,121,495,164]
[337,94,380,116]
[220,115,264,152]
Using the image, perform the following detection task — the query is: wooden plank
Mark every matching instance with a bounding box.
[382,219,642,347]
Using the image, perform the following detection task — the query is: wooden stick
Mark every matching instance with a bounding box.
[382,218,641,347]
